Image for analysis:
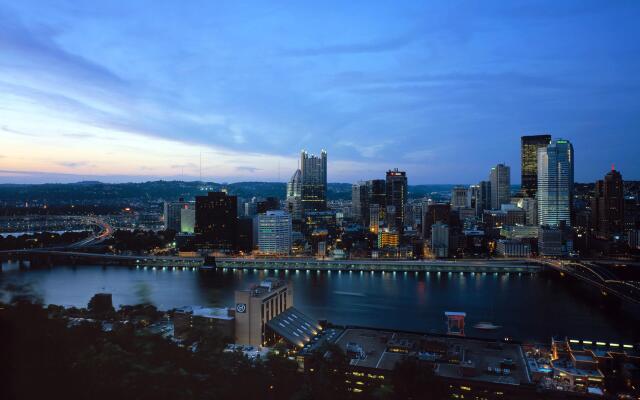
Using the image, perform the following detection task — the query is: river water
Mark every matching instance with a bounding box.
[1,261,638,343]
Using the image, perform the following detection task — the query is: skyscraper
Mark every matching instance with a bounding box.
[195,192,238,252]
[537,139,574,227]
[351,181,369,226]
[386,169,407,232]
[476,181,491,217]
[163,198,193,231]
[257,210,292,255]
[367,179,386,208]
[285,169,302,220]
[451,186,470,210]
[300,150,327,212]
[521,134,552,198]
[490,164,511,210]
[592,168,624,239]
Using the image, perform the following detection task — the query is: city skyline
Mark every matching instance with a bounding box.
[1,1,640,184]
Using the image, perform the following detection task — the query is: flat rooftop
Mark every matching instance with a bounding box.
[334,328,530,386]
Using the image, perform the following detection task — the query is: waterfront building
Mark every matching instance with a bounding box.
[496,239,531,257]
[592,169,624,239]
[490,164,511,210]
[385,169,407,232]
[451,186,470,210]
[537,139,574,227]
[538,225,573,257]
[163,198,193,231]
[521,134,552,198]
[300,150,327,212]
[195,192,238,252]
[234,279,296,347]
[180,208,195,233]
[351,181,369,226]
[431,221,449,258]
[257,210,292,255]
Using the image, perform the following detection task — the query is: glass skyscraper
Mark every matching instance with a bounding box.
[490,164,511,210]
[537,139,574,227]
[300,150,327,212]
[521,134,551,198]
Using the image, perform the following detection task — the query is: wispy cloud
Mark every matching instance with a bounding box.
[57,161,93,169]
[236,166,262,173]
[280,32,419,57]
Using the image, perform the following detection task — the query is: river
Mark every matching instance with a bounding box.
[1,261,638,344]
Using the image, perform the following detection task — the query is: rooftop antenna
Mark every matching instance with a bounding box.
[611,163,615,172]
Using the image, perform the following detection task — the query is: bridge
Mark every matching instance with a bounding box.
[0,249,203,269]
[542,259,640,305]
[214,257,541,273]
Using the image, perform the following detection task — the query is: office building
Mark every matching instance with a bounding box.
[521,134,552,198]
[592,169,624,239]
[451,186,470,210]
[377,229,400,249]
[285,169,303,220]
[195,192,238,252]
[537,139,574,227]
[385,169,408,232]
[257,210,292,255]
[369,204,381,234]
[163,198,193,231]
[422,204,451,239]
[351,181,369,226]
[512,197,538,226]
[431,222,449,258]
[300,150,327,212]
[476,180,491,217]
[257,197,279,214]
[180,208,195,233]
[367,179,387,208]
[538,225,573,257]
[496,240,531,257]
[490,163,511,210]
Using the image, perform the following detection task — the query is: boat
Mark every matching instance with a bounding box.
[474,322,501,330]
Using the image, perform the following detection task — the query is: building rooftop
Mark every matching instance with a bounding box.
[334,328,531,386]
[266,307,321,348]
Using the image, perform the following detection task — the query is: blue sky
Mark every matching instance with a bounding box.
[0,0,639,184]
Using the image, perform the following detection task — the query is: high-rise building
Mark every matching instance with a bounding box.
[451,186,470,210]
[476,181,491,217]
[521,134,552,198]
[300,150,327,212]
[592,169,624,239]
[257,197,279,214]
[367,179,387,208]
[386,169,408,232]
[257,210,292,255]
[195,192,238,252]
[422,204,451,239]
[490,164,511,210]
[431,222,450,258]
[180,208,196,233]
[351,181,369,226]
[285,169,303,220]
[537,139,574,227]
[369,204,381,234]
[163,198,193,231]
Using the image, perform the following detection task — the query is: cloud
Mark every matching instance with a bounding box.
[236,166,262,173]
[280,31,418,57]
[2,125,38,137]
[56,161,93,169]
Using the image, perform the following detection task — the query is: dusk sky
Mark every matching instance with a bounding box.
[1,0,639,184]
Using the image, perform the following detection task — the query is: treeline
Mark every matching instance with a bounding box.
[0,299,447,400]
[0,231,91,251]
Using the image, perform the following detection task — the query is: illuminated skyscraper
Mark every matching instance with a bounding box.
[300,150,327,212]
[386,169,407,232]
[521,134,551,198]
[490,164,511,210]
[537,139,574,227]
[592,168,624,238]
